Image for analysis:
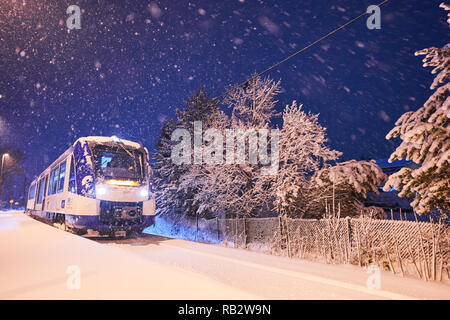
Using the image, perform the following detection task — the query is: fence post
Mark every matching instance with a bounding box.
[391,222,404,277]
[243,217,247,246]
[414,212,430,281]
[196,212,199,241]
[355,220,362,267]
[278,215,283,252]
[286,216,292,258]
[234,214,238,248]
[347,217,352,263]
[429,216,437,281]
[216,217,220,242]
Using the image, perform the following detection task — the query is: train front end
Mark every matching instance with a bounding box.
[69,136,155,236]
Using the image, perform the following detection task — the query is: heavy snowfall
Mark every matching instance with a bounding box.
[0,0,449,302]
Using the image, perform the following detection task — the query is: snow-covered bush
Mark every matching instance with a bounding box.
[384,3,450,215]
[144,214,221,244]
[312,160,387,217]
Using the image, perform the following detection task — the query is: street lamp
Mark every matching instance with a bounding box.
[0,154,10,208]
[1,153,9,176]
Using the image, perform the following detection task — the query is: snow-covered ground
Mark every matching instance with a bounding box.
[145,213,223,244]
[1,211,449,299]
[0,211,258,299]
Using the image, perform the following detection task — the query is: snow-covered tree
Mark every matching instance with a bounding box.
[154,77,389,220]
[177,102,230,218]
[152,88,223,217]
[197,76,281,218]
[274,102,341,217]
[174,89,225,217]
[225,75,281,129]
[384,3,450,215]
[152,118,184,216]
[176,88,223,130]
[313,160,387,217]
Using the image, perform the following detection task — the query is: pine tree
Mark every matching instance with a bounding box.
[177,96,229,218]
[152,118,184,215]
[384,3,450,215]
[153,88,225,217]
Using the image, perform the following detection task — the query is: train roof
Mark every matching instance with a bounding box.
[74,136,143,149]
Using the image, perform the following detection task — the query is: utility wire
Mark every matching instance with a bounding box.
[216,0,390,99]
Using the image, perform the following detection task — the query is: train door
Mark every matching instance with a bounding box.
[41,174,49,211]
[33,179,41,211]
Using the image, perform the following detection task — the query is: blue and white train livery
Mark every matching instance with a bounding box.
[26,136,156,236]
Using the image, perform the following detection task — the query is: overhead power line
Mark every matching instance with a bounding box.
[217,0,390,98]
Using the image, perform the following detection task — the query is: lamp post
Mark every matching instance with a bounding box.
[0,154,8,206]
[1,153,9,177]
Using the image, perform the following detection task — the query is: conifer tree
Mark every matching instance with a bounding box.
[384,3,450,215]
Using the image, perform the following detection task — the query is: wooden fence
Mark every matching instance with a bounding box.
[214,216,449,282]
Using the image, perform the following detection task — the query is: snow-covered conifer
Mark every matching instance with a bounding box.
[384,4,450,215]
[153,89,224,217]
[152,118,185,215]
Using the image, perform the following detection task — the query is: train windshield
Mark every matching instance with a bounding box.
[93,145,145,181]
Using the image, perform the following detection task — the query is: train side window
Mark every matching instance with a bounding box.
[51,166,59,194]
[28,182,36,200]
[36,180,41,204]
[57,161,66,193]
[68,156,76,193]
[48,169,54,195]
[37,179,44,204]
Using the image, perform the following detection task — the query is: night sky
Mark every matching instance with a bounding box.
[0,0,448,180]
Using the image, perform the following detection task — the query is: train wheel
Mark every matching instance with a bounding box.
[53,213,67,231]
[127,229,144,238]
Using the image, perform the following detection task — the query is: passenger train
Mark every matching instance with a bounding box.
[26,136,156,236]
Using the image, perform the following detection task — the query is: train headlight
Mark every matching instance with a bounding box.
[139,188,149,198]
[97,186,107,196]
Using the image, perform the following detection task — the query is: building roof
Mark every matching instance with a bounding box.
[376,158,412,169]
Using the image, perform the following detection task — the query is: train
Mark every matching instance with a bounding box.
[26,136,156,237]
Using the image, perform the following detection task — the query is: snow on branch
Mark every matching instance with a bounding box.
[385,3,450,215]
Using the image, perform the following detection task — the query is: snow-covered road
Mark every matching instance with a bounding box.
[101,232,450,300]
[1,211,449,299]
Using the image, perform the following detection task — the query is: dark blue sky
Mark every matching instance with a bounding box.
[0,0,448,179]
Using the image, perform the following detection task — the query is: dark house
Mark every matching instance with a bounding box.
[362,158,426,221]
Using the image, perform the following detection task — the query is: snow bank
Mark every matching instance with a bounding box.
[0,212,259,299]
[144,214,222,244]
